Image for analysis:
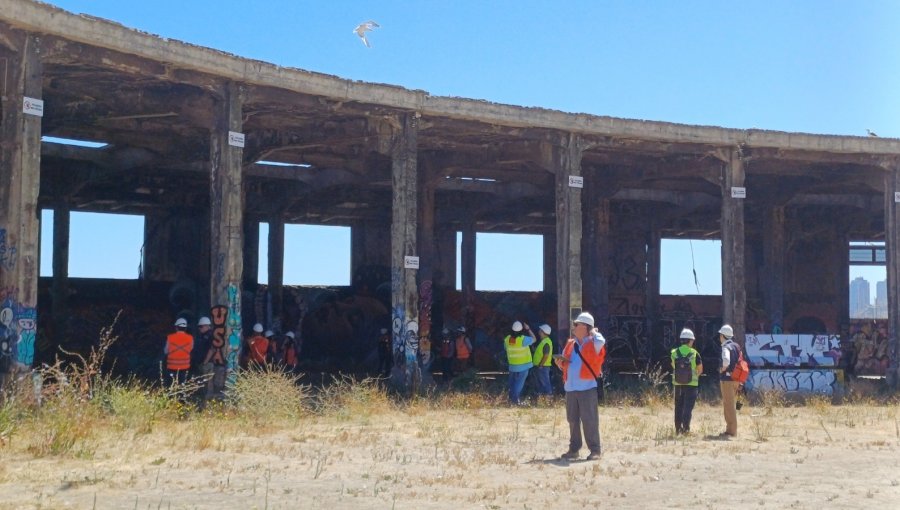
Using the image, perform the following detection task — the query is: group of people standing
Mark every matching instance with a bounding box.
[241,322,301,372]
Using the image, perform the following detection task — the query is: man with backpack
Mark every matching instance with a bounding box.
[671,328,703,435]
[718,324,745,438]
[555,312,606,461]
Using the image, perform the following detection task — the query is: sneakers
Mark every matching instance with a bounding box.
[585,451,602,461]
[560,450,579,460]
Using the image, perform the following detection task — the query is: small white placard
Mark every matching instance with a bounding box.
[731,187,746,199]
[404,256,420,270]
[227,131,245,148]
[895,192,900,203]
[568,175,584,188]
[23,97,43,117]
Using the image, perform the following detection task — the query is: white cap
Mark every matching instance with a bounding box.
[198,317,211,326]
[680,328,695,340]
[574,312,595,328]
[512,321,523,332]
[285,331,295,338]
[539,324,551,335]
[264,330,274,338]
[174,318,188,327]
[719,324,734,338]
[253,323,264,333]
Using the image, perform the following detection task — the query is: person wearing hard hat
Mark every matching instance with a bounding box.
[283,331,299,373]
[504,320,536,405]
[555,311,606,461]
[164,317,194,386]
[718,324,739,438]
[532,324,554,396]
[247,323,269,368]
[671,328,703,435]
[454,326,473,373]
[192,316,214,378]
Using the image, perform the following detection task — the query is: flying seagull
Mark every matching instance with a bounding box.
[354,21,379,47]
[867,129,878,137]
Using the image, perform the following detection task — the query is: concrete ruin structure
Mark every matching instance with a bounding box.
[1,0,899,392]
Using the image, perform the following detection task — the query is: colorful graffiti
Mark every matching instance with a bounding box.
[749,369,844,395]
[13,305,36,366]
[418,280,433,372]
[847,319,889,376]
[0,296,37,369]
[225,283,242,380]
[746,334,842,368]
[0,229,18,271]
[209,305,228,366]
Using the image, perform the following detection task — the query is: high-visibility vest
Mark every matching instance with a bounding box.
[671,344,701,386]
[166,331,194,371]
[561,337,605,382]
[248,336,268,364]
[455,336,471,359]
[532,336,553,367]
[504,334,532,365]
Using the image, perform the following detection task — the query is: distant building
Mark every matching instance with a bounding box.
[875,280,888,318]
[850,277,870,318]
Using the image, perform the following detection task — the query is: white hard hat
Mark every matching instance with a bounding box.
[285,331,295,338]
[574,312,595,328]
[539,324,551,335]
[174,318,188,328]
[198,317,211,326]
[719,324,734,338]
[264,330,274,338]
[253,323,264,333]
[512,321,523,332]
[457,326,466,334]
[680,328,695,340]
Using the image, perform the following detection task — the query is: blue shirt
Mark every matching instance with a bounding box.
[564,331,606,392]
[509,335,535,372]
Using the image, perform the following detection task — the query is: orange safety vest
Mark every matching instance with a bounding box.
[455,336,471,359]
[249,335,269,365]
[283,340,297,366]
[561,337,605,383]
[166,331,194,371]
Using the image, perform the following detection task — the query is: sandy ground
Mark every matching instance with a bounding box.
[0,400,898,509]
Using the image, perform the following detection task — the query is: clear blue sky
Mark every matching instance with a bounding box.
[39,1,899,295]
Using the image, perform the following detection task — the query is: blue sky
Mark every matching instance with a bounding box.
[39,1,897,295]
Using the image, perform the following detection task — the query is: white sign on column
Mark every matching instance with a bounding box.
[568,175,584,188]
[228,131,245,148]
[894,192,900,203]
[404,256,420,270]
[731,187,746,199]
[23,97,44,117]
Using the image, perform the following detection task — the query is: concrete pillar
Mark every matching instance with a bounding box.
[553,135,585,342]
[763,206,786,332]
[721,149,747,345]
[389,113,419,390]
[543,231,557,296]
[242,218,259,290]
[416,159,436,384]
[460,222,476,330]
[267,216,284,329]
[50,206,70,348]
[0,32,42,374]
[209,82,244,376]
[884,164,900,388]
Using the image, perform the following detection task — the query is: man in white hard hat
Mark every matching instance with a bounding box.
[503,320,536,405]
[671,328,703,435]
[532,324,554,396]
[718,324,739,437]
[164,317,194,386]
[246,323,268,368]
[555,311,606,461]
[192,316,213,379]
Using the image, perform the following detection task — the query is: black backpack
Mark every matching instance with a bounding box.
[673,349,694,385]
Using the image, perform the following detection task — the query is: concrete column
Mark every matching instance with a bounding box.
[721,149,747,345]
[543,231,557,296]
[460,222,476,329]
[267,216,284,329]
[763,206,786,332]
[416,160,436,384]
[553,135,585,342]
[389,113,419,390]
[209,81,244,376]
[0,33,42,373]
[242,218,259,289]
[884,164,900,388]
[50,206,70,348]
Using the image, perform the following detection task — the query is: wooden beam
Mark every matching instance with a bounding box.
[721,149,747,345]
[389,113,419,390]
[0,32,41,373]
[209,81,244,377]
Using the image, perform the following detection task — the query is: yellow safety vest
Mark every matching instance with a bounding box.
[532,336,553,367]
[504,334,532,365]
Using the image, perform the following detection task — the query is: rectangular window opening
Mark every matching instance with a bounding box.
[456,232,543,292]
[660,238,722,295]
[849,241,886,319]
[69,211,144,279]
[259,223,350,286]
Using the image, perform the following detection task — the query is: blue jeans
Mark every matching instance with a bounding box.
[508,369,529,404]
[534,366,552,395]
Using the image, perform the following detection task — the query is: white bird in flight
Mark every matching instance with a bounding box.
[354,21,380,47]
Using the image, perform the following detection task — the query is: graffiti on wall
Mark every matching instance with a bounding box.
[418,280,433,371]
[0,229,18,271]
[746,334,842,368]
[847,319,888,376]
[209,305,228,366]
[0,294,37,369]
[749,369,844,395]
[225,283,242,379]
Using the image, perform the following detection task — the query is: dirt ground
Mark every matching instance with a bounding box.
[0,400,898,509]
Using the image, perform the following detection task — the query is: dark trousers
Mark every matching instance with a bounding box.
[673,385,698,434]
[565,389,601,453]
